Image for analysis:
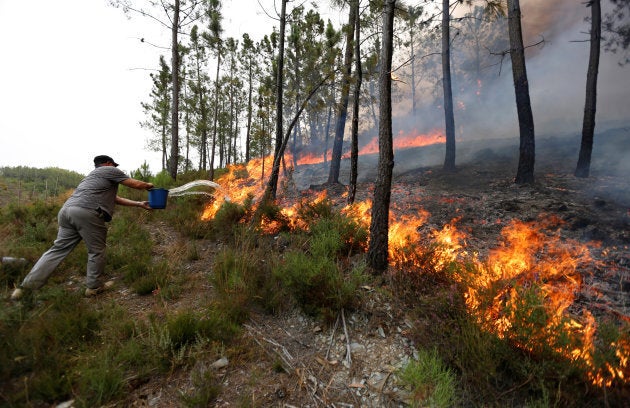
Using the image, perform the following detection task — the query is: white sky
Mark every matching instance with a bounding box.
[0,0,315,175]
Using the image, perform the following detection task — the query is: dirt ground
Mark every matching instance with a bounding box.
[94,130,629,407]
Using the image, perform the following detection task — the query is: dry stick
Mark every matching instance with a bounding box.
[246,323,325,405]
[378,371,395,406]
[326,314,340,360]
[281,326,310,348]
[243,324,294,370]
[341,308,352,366]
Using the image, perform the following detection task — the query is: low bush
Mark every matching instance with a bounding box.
[398,348,458,408]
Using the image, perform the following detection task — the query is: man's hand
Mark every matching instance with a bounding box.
[138,200,152,210]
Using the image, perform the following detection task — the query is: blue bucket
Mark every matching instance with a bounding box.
[148,188,169,209]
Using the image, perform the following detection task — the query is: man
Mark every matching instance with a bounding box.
[10,155,154,300]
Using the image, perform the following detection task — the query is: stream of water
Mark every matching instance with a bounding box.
[167,180,223,198]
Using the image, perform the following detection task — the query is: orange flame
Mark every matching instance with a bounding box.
[295,129,445,166]
[199,154,629,388]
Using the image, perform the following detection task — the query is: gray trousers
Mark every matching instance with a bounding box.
[21,206,108,290]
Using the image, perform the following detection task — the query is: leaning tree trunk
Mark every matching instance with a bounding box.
[168,0,181,180]
[348,0,362,205]
[442,0,456,172]
[327,3,358,185]
[367,0,396,272]
[508,0,535,184]
[575,0,601,178]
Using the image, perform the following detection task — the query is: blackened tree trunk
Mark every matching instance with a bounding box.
[168,0,181,180]
[327,3,358,184]
[243,34,255,163]
[348,0,362,205]
[367,0,396,272]
[442,0,456,172]
[264,0,287,201]
[575,0,601,178]
[508,0,535,184]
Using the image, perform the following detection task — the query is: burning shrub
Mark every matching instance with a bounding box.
[212,199,248,227]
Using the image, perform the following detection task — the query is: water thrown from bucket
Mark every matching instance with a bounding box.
[168,180,223,198]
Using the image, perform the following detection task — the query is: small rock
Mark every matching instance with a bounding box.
[377,326,386,338]
[350,342,366,353]
[56,400,74,408]
[211,357,229,369]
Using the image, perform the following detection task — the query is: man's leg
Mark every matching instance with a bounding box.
[73,207,108,289]
[21,207,82,289]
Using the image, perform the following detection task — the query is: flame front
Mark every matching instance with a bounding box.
[200,156,629,387]
[295,129,445,166]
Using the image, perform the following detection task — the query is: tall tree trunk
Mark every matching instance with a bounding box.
[410,25,417,116]
[327,3,358,184]
[442,0,456,172]
[210,50,221,180]
[245,59,253,163]
[575,0,601,178]
[348,0,362,205]
[168,0,180,180]
[265,0,287,201]
[508,0,535,184]
[367,0,396,272]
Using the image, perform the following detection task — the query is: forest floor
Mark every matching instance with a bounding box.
[89,129,630,407]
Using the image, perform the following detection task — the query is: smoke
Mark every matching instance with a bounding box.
[293,1,629,188]
[520,0,585,45]
[386,0,630,164]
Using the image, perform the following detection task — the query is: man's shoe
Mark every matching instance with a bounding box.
[85,280,114,297]
[10,288,23,301]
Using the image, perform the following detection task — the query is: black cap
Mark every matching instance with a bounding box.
[94,155,119,167]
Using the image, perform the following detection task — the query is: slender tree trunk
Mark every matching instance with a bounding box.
[367,0,396,272]
[324,104,332,163]
[348,0,362,205]
[508,0,535,184]
[266,0,287,201]
[575,0,601,178]
[246,60,253,163]
[442,0,456,172]
[210,50,221,180]
[410,25,417,116]
[168,0,180,180]
[327,3,358,184]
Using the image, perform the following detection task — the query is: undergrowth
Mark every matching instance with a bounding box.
[2,187,629,407]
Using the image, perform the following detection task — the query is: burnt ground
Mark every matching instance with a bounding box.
[92,128,629,407]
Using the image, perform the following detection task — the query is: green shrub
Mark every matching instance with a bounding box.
[211,231,286,315]
[0,288,102,405]
[180,368,221,407]
[75,350,125,407]
[399,348,458,408]
[274,249,366,319]
[152,170,174,189]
